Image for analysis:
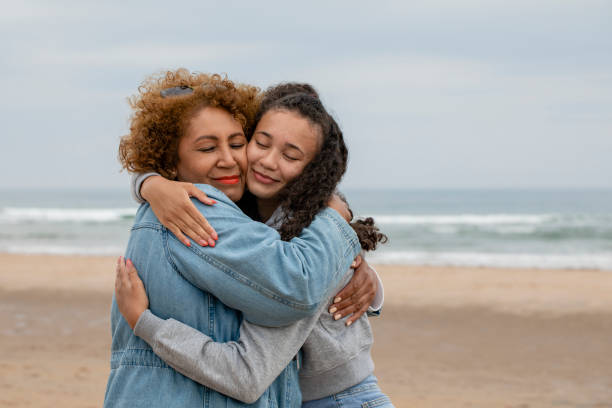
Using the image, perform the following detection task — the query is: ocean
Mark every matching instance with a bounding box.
[1,188,611,270]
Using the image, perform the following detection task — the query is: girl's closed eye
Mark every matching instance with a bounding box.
[198,146,215,153]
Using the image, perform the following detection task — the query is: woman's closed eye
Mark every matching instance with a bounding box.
[230,143,246,149]
[255,141,269,149]
[198,146,215,153]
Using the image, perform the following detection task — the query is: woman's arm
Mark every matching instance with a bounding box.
[129,184,361,326]
[133,174,378,323]
[116,256,335,404]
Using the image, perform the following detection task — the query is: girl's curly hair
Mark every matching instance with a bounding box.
[118,69,260,178]
[258,83,387,251]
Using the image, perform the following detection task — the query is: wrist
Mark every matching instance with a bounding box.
[141,175,163,202]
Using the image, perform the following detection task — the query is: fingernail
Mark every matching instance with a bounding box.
[334,313,341,320]
[208,239,215,247]
[211,200,217,204]
[212,232,218,240]
[346,320,352,327]
[334,297,341,304]
[199,240,208,246]
[329,306,337,314]
[185,241,191,247]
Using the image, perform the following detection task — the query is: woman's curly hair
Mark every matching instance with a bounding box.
[118,69,260,178]
[258,83,387,251]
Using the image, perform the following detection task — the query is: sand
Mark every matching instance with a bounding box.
[1,254,612,407]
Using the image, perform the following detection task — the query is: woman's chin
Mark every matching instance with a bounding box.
[212,183,245,203]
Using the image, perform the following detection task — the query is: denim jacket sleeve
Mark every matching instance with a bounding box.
[164,184,361,327]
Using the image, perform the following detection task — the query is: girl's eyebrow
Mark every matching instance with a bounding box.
[285,143,303,154]
[256,130,304,154]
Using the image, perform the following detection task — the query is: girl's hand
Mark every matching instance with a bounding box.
[115,256,149,330]
[141,176,218,247]
[328,255,378,326]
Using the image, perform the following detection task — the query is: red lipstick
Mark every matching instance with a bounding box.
[215,175,240,185]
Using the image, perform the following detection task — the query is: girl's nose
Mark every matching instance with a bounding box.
[259,149,279,170]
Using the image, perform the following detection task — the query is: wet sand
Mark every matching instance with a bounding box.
[1,254,612,407]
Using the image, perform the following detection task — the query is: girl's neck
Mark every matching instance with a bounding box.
[256,197,280,222]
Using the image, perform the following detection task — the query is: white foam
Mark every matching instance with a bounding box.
[366,214,552,226]
[0,207,136,223]
[369,250,612,270]
[1,244,125,256]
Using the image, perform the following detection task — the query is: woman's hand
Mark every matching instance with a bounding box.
[115,256,149,330]
[327,193,352,222]
[141,176,218,247]
[329,255,378,326]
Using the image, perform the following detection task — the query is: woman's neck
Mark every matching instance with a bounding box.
[256,197,280,222]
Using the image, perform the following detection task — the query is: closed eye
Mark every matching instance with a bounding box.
[198,147,215,152]
[230,143,246,149]
[256,141,269,149]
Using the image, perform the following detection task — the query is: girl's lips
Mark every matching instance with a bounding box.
[215,175,240,185]
[252,170,277,185]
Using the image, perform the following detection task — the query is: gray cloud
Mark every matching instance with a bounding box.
[0,0,610,189]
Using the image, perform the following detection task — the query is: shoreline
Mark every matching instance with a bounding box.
[2,254,612,407]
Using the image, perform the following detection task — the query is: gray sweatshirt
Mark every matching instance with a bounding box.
[130,173,382,403]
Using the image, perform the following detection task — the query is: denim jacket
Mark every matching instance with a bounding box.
[104,184,361,408]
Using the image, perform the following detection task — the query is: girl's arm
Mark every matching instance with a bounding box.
[116,257,338,404]
[132,173,218,247]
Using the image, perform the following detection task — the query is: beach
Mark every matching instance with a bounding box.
[1,254,612,407]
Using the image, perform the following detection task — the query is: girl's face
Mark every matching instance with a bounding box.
[176,106,248,202]
[246,110,321,201]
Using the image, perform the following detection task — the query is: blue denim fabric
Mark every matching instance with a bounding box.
[104,184,361,408]
[301,376,393,408]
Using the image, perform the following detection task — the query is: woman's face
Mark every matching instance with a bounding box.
[176,106,248,202]
[246,110,321,201]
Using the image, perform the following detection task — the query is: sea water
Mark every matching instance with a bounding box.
[1,188,611,270]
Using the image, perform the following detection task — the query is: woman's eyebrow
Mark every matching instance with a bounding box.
[194,135,218,143]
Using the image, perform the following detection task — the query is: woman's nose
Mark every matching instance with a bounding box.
[217,145,237,168]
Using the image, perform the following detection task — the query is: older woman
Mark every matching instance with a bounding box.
[104,70,362,408]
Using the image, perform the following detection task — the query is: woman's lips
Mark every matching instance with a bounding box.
[215,175,241,185]
[252,170,278,185]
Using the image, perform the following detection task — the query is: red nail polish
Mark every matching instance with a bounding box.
[186,241,191,247]
[212,232,218,240]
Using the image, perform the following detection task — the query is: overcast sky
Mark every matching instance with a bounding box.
[1,0,610,190]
